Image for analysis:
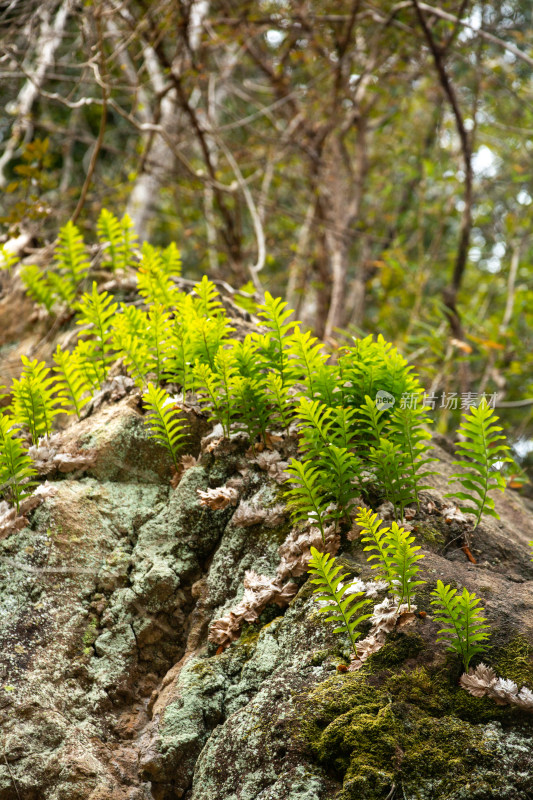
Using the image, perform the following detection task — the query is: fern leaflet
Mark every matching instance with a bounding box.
[430,580,490,671]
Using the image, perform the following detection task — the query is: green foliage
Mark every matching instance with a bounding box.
[257,291,294,385]
[137,242,182,307]
[430,580,490,671]
[230,374,269,450]
[0,415,36,512]
[142,382,187,471]
[446,399,511,529]
[97,209,137,272]
[20,264,55,312]
[339,335,421,411]
[112,305,150,387]
[290,326,326,395]
[53,220,91,304]
[284,458,331,542]
[308,547,371,658]
[53,345,91,419]
[369,438,415,521]
[355,507,425,609]
[389,404,436,507]
[76,282,118,388]
[358,394,388,446]
[11,356,64,444]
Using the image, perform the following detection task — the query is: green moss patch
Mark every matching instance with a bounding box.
[297,656,533,800]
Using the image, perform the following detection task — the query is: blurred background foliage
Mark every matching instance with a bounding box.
[0,0,532,477]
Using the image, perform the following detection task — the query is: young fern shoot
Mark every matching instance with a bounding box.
[430,580,490,671]
[446,399,511,530]
[0,415,36,512]
[389,403,436,508]
[355,507,425,609]
[308,547,371,658]
[142,383,187,472]
[284,459,331,543]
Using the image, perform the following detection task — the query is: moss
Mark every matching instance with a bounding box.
[412,520,445,547]
[492,636,533,688]
[82,616,99,654]
[298,651,532,800]
[363,631,424,672]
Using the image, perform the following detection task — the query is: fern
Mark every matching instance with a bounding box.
[369,438,414,520]
[358,394,388,446]
[11,356,64,444]
[142,383,187,471]
[284,458,331,542]
[229,374,270,450]
[389,403,436,508]
[191,315,229,371]
[322,445,362,524]
[308,547,371,658]
[137,242,182,308]
[74,339,106,392]
[146,304,173,384]
[194,353,236,437]
[193,275,223,317]
[112,306,150,387]
[167,316,195,394]
[355,507,396,588]
[446,399,511,529]
[76,282,118,388]
[296,397,334,456]
[97,209,138,272]
[54,220,90,302]
[290,326,326,395]
[355,507,425,609]
[257,291,294,385]
[0,414,36,512]
[430,580,490,671]
[386,521,425,609]
[161,241,182,277]
[53,345,91,418]
[267,373,293,431]
[20,265,55,312]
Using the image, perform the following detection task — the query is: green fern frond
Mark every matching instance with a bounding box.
[112,306,150,387]
[386,521,425,609]
[446,399,511,529]
[430,580,490,671]
[142,382,187,471]
[0,414,36,512]
[55,219,90,300]
[389,403,437,508]
[296,397,334,455]
[11,356,64,444]
[229,374,270,450]
[322,445,362,523]
[73,339,106,392]
[369,437,415,520]
[257,291,295,385]
[194,352,236,437]
[137,242,182,308]
[308,547,371,657]
[358,395,388,445]
[76,282,118,387]
[190,315,230,371]
[355,507,425,608]
[97,209,138,272]
[161,241,182,277]
[193,275,223,317]
[284,458,332,542]
[290,326,326,395]
[20,265,55,312]
[355,507,396,587]
[53,345,91,418]
[267,373,294,431]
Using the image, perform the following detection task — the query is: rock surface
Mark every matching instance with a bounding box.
[0,289,533,799]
